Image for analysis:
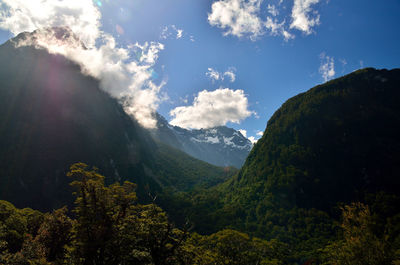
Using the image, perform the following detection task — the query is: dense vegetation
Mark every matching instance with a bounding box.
[0,163,289,264]
[161,68,400,262]
[0,36,230,212]
[1,32,400,263]
[1,163,399,264]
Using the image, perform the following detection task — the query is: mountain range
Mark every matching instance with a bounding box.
[0,30,231,211]
[150,113,252,168]
[0,29,400,263]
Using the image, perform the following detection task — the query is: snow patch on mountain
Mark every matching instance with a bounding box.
[150,113,253,168]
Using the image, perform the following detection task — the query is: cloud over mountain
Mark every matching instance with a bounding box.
[0,0,165,128]
[170,88,253,129]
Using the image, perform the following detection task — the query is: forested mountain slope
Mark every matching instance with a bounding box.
[232,68,400,211]
[0,30,229,211]
[178,68,400,259]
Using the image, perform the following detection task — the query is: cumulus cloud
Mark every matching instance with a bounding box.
[206,67,236,82]
[0,0,166,128]
[290,0,321,34]
[169,88,253,129]
[160,25,184,40]
[207,0,297,41]
[0,0,100,47]
[208,0,265,41]
[319,52,335,82]
[256,130,263,136]
[248,136,258,144]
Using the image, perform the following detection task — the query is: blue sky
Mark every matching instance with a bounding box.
[0,0,399,142]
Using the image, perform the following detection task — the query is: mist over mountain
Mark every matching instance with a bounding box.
[150,113,252,168]
[0,31,229,211]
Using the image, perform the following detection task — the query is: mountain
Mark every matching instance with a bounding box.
[0,29,230,211]
[231,68,400,210]
[150,113,252,168]
[192,68,400,236]
[178,68,400,252]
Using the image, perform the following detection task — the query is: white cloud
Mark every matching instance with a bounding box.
[290,0,321,34]
[224,70,236,82]
[0,0,100,47]
[176,29,183,39]
[265,17,294,41]
[248,136,258,144]
[170,88,253,129]
[240,129,263,144]
[160,25,184,40]
[207,0,297,41]
[206,67,236,82]
[267,4,279,16]
[238,129,247,137]
[319,52,335,82]
[0,0,166,128]
[206,68,221,82]
[208,0,265,41]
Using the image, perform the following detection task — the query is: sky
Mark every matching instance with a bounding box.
[0,0,399,143]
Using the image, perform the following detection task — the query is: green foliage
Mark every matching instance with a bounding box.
[2,162,400,264]
[0,163,293,264]
[321,202,400,265]
[66,162,188,265]
[171,68,400,262]
[153,143,236,191]
[193,229,290,265]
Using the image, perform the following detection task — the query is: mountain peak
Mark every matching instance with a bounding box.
[150,113,252,168]
[11,26,86,50]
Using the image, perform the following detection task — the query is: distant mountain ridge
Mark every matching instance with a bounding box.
[150,113,252,168]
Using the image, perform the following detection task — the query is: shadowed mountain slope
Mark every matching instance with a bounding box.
[0,31,228,211]
[231,68,400,211]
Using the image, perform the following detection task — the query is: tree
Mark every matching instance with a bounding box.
[322,202,399,265]
[66,162,188,265]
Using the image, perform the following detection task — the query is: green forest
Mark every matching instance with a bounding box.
[0,33,400,264]
[1,163,399,265]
